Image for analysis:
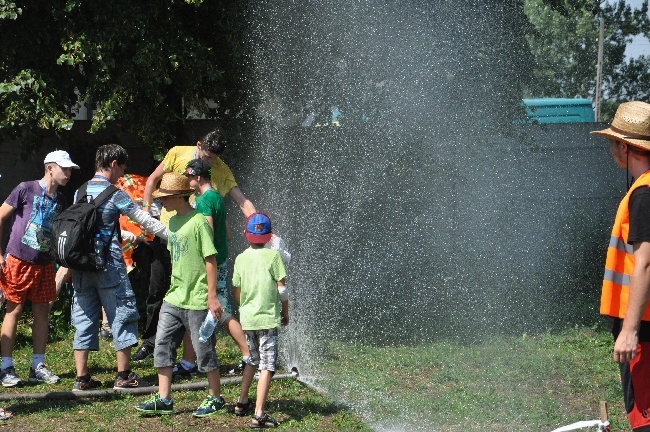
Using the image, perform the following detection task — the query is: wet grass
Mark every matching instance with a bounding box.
[319,326,627,431]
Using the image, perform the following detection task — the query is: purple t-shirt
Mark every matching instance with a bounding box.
[4,181,66,265]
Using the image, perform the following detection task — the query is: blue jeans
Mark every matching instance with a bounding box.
[71,263,139,351]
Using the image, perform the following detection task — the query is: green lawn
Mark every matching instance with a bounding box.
[0,316,369,431]
[0,309,632,432]
[318,326,628,431]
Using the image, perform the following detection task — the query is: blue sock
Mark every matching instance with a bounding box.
[1,357,13,371]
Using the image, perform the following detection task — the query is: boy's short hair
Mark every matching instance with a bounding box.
[245,212,272,244]
[95,144,128,171]
[200,129,226,155]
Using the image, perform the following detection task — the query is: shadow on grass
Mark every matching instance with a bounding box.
[1,382,368,431]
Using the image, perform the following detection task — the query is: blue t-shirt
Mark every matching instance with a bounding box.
[74,177,137,268]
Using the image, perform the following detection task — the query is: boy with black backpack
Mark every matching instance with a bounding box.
[62,144,168,391]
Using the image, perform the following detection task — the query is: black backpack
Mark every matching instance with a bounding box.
[50,183,119,271]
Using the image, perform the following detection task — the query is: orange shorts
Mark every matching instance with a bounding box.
[0,254,56,304]
[621,341,650,431]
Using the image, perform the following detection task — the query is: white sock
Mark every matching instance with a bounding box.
[1,357,13,371]
[32,354,45,370]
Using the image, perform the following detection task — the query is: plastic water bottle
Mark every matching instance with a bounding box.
[198,313,216,343]
[94,234,105,268]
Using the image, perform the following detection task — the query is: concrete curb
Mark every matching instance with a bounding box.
[0,373,296,401]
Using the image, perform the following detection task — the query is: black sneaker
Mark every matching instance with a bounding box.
[114,372,153,389]
[172,363,197,381]
[131,344,154,362]
[135,392,174,415]
[193,394,226,418]
[72,375,102,391]
[227,359,247,375]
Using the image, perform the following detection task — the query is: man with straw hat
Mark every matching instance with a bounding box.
[136,172,226,417]
[592,101,650,432]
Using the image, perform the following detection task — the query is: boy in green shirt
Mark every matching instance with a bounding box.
[135,173,226,417]
[233,212,289,428]
[174,158,250,375]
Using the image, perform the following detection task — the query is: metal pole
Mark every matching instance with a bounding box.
[594,16,605,122]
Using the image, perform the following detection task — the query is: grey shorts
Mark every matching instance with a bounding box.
[153,301,220,373]
[245,328,279,372]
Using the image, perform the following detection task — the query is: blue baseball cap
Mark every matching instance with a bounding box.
[245,212,272,244]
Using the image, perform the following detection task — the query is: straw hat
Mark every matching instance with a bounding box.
[152,172,194,198]
[591,101,650,151]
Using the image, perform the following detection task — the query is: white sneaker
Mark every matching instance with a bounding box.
[28,364,60,384]
[0,367,22,387]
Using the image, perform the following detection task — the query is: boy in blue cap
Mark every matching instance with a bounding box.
[232,212,288,428]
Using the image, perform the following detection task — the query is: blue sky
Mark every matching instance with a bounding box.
[608,0,650,58]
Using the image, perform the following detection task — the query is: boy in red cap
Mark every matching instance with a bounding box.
[232,212,288,428]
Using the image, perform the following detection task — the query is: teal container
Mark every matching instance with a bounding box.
[522,98,595,123]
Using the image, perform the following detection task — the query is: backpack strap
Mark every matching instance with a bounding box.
[75,182,89,204]
[93,185,121,244]
[79,183,122,246]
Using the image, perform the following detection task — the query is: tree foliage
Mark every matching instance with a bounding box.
[0,0,248,155]
[4,0,645,153]
[1,0,536,154]
[526,0,650,120]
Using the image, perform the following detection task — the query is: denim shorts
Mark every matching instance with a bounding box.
[245,328,279,372]
[71,263,139,351]
[216,260,232,324]
[153,301,220,373]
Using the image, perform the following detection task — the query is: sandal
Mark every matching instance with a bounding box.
[0,408,13,420]
[249,412,279,428]
[235,399,255,417]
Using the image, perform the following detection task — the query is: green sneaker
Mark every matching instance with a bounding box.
[193,394,225,418]
[135,393,173,415]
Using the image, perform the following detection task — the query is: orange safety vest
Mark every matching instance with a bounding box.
[601,170,650,320]
[115,174,155,272]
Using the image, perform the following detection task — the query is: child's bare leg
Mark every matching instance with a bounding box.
[239,364,257,403]
[158,366,173,399]
[254,370,273,416]
[206,368,221,397]
[223,317,250,357]
[181,331,196,364]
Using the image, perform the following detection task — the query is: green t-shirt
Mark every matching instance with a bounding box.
[232,248,287,330]
[164,210,217,310]
[160,145,238,226]
[195,189,228,265]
